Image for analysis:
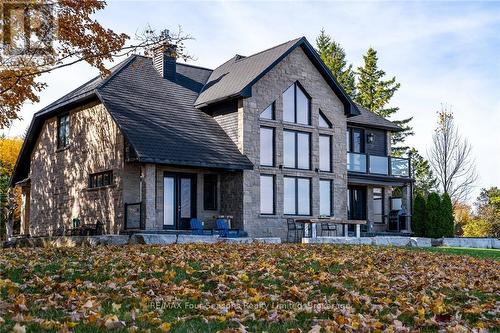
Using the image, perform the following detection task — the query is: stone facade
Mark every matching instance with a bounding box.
[28,102,125,236]
[238,47,348,238]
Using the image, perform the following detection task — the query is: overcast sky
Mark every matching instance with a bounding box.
[2,1,499,203]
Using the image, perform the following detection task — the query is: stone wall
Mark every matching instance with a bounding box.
[29,102,125,236]
[240,47,348,239]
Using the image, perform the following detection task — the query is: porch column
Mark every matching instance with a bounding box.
[141,164,157,230]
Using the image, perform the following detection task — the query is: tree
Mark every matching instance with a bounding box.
[315,29,356,98]
[355,48,413,154]
[0,136,23,240]
[0,1,193,128]
[426,192,442,238]
[462,219,491,237]
[454,202,472,235]
[412,193,427,237]
[441,193,455,237]
[474,187,500,237]
[428,106,478,204]
[409,148,437,197]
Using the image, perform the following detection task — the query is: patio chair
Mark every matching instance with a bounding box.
[320,223,337,236]
[215,218,240,237]
[190,218,213,235]
[287,219,304,243]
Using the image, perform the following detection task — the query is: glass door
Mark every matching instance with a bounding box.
[348,186,367,233]
[163,173,197,230]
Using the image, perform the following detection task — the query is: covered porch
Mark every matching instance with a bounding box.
[122,163,245,234]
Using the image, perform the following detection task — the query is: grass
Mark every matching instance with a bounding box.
[0,244,498,332]
[418,246,500,260]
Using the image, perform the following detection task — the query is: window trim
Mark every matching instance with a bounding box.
[57,113,70,149]
[283,176,312,216]
[283,129,311,170]
[319,134,332,172]
[319,179,334,217]
[283,81,311,125]
[260,126,275,167]
[88,170,113,189]
[260,174,275,215]
[203,174,218,211]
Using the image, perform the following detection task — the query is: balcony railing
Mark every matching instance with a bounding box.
[347,152,410,177]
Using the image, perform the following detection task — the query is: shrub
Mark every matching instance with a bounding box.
[412,193,427,237]
[462,219,490,237]
[441,193,455,237]
[426,192,442,238]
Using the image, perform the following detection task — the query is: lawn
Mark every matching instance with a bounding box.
[0,244,499,332]
[420,246,500,260]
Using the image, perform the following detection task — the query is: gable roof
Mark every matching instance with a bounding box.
[11,56,253,185]
[97,56,252,170]
[347,105,402,131]
[195,37,360,117]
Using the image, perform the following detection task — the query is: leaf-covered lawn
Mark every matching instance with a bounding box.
[0,244,499,333]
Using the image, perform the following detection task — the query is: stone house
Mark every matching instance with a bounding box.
[11,37,413,239]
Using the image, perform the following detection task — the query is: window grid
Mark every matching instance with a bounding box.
[260,174,275,215]
[260,126,275,167]
[283,129,311,170]
[88,170,113,189]
[57,114,70,149]
[284,176,311,216]
[283,82,311,125]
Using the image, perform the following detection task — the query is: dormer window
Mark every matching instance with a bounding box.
[319,110,332,128]
[283,82,311,125]
[260,102,275,120]
[57,114,70,149]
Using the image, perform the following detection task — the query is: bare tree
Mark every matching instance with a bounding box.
[428,105,478,204]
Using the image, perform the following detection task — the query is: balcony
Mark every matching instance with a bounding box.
[347,152,410,177]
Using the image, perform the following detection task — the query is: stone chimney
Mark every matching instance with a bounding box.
[153,44,177,81]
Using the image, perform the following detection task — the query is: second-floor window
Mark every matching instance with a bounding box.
[260,126,274,166]
[57,114,70,149]
[319,135,332,172]
[283,82,311,125]
[283,130,310,169]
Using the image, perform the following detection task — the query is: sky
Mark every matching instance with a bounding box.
[2,1,499,204]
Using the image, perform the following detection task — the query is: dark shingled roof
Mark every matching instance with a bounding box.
[195,37,360,117]
[347,106,402,131]
[97,56,252,169]
[11,56,253,185]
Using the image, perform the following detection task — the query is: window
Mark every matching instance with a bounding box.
[203,174,218,210]
[373,187,384,223]
[260,102,275,120]
[319,135,332,172]
[284,177,311,215]
[319,110,332,128]
[320,180,333,216]
[283,130,310,169]
[57,114,70,148]
[260,175,275,214]
[282,82,311,125]
[88,170,113,189]
[260,127,274,166]
[347,128,365,153]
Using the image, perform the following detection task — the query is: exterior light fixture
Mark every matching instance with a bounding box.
[367,132,375,144]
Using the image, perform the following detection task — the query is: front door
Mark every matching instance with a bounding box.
[163,173,197,230]
[348,186,367,233]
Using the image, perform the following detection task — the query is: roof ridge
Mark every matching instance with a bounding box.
[96,55,138,90]
[176,62,213,71]
[237,37,303,61]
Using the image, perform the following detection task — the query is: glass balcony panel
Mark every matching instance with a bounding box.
[347,152,366,172]
[391,157,409,177]
[369,155,388,175]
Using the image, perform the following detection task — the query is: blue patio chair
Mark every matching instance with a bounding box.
[215,218,240,238]
[190,218,212,235]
